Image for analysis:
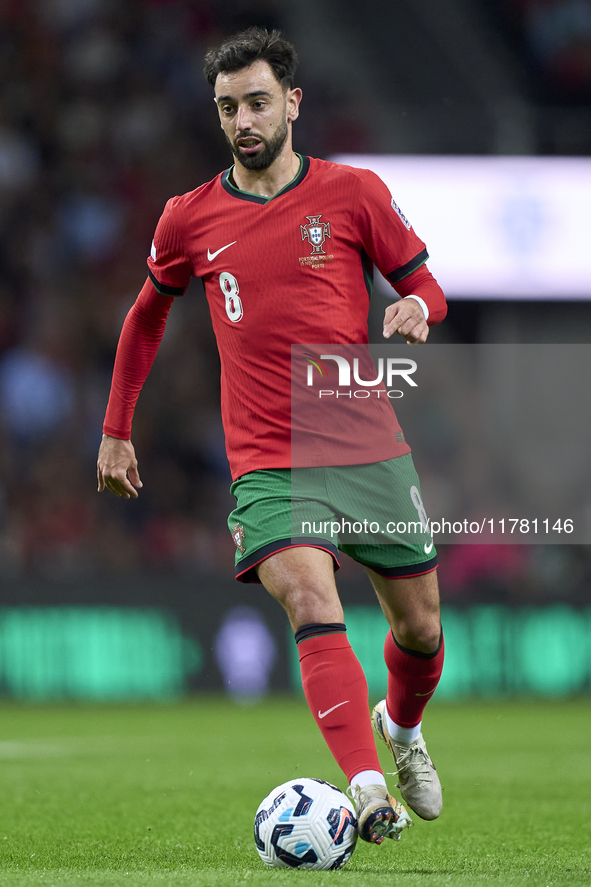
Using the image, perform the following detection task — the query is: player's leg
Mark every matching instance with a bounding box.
[256,545,343,629]
[369,566,442,653]
[367,567,444,820]
[256,546,411,843]
[327,455,443,818]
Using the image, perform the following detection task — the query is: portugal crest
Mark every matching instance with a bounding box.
[231,523,245,554]
[301,214,331,255]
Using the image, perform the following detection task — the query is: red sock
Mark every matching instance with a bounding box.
[298,632,381,783]
[384,630,444,728]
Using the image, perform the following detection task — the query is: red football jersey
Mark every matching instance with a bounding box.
[146,155,441,480]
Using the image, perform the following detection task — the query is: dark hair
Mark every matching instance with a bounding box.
[203,27,298,90]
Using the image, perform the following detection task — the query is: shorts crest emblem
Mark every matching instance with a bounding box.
[231,523,246,553]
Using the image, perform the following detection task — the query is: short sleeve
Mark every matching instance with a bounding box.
[146,198,193,296]
[355,169,429,284]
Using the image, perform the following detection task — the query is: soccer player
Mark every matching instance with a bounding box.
[97,27,447,846]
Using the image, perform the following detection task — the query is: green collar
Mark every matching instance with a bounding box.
[221,154,310,204]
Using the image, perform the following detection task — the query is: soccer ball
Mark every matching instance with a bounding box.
[254,777,358,870]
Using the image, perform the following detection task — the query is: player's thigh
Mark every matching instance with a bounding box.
[257,546,344,632]
[366,566,441,653]
[229,467,340,583]
[330,456,436,576]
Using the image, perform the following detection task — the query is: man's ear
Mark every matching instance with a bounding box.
[286,87,302,123]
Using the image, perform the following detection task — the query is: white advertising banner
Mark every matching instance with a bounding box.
[333,155,591,299]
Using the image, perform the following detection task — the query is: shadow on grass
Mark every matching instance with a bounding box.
[351,866,456,875]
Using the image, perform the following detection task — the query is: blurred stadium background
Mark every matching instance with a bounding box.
[1,0,591,704]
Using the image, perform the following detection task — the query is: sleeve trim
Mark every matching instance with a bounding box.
[147,269,187,297]
[386,248,429,285]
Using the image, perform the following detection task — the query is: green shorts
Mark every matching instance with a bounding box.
[228,454,437,583]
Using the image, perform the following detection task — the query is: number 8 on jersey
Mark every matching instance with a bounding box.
[220,272,243,322]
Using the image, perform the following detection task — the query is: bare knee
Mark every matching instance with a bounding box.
[272,583,343,632]
[368,569,441,654]
[256,548,343,632]
[394,613,441,654]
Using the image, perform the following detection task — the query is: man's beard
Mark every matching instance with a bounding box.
[227,116,289,171]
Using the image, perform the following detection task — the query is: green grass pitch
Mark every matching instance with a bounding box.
[0,698,589,886]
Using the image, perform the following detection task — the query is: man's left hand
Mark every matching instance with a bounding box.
[383,298,429,344]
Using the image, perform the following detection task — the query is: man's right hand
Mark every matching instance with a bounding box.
[97,434,143,499]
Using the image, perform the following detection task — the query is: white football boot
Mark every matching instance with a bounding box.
[348,783,413,844]
[372,699,442,821]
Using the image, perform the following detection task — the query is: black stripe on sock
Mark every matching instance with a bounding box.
[392,627,443,660]
[294,622,346,644]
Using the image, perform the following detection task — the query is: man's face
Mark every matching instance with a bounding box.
[214,60,300,171]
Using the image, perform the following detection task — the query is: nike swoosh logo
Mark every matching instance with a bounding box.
[423,541,434,554]
[318,700,350,719]
[415,689,436,697]
[207,241,237,261]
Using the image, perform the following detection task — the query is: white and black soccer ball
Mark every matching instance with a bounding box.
[254,777,358,870]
